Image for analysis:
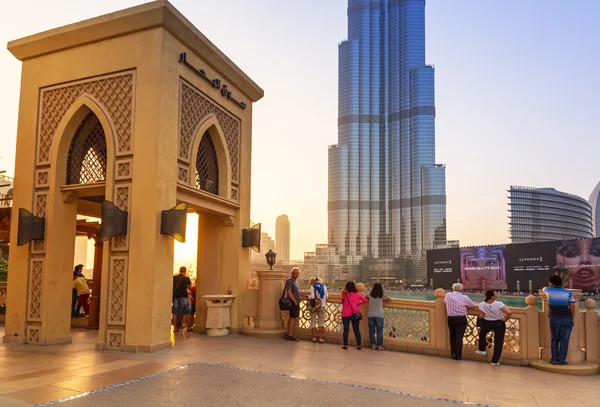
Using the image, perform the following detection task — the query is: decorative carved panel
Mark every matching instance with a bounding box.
[28,260,43,321]
[178,165,189,184]
[115,159,133,180]
[34,193,47,218]
[115,185,130,211]
[31,240,45,254]
[179,80,240,185]
[37,72,135,164]
[383,308,430,342]
[106,330,124,350]
[110,184,131,251]
[35,170,49,188]
[231,187,238,202]
[108,257,128,325]
[299,302,342,333]
[27,326,41,344]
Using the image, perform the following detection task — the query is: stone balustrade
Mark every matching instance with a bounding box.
[282,289,599,373]
[2,279,599,374]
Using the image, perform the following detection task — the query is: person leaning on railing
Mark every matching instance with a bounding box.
[444,283,475,360]
[543,275,576,365]
[307,277,328,343]
[474,289,512,366]
[365,283,391,350]
[340,281,367,350]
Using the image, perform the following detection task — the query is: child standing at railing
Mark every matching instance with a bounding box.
[365,283,391,350]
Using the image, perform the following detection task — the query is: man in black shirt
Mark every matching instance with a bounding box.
[284,268,301,341]
[172,266,192,332]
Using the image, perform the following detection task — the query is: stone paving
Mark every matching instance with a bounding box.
[0,327,599,407]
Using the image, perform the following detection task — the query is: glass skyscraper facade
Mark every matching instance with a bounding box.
[509,186,593,244]
[328,0,446,273]
[589,181,600,237]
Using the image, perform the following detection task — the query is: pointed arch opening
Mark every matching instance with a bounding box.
[195,131,219,195]
[188,115,232,200]
[66,112,108,185]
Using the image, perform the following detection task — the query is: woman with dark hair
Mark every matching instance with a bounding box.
[366,283,390,350]
[557,238,600,290]
[474,289,512,366]
[340,281,367,350]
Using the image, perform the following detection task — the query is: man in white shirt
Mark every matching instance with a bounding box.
[444,283,475,360]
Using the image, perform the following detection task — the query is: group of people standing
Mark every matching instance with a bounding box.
[283,268,391,351]
[445,275,575,366]
[283,269,576,367]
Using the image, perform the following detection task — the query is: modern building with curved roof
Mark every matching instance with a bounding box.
[508,186,593,243]
[589,180,600,237]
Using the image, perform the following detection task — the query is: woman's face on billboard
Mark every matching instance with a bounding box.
[462,253,505,289]
[557,239,600,289]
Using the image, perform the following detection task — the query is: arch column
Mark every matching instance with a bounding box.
[194,211,221,332]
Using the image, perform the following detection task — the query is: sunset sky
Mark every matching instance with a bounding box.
[1,0,599,261]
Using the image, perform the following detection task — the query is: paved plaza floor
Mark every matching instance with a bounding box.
[0,327,598,407]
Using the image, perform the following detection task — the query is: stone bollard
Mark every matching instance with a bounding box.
[525,295,540,361]
[242,270,287,338]
[433,289,447,354]
[584,299,598,364]
[203,295,236,336]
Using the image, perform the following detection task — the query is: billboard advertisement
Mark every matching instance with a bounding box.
[505,242,555,293]
[555,238,600,291]
[427,237,600,293]
[460,245,507,290]
[426,248,460,289]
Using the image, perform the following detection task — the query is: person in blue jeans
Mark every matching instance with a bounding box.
[365,283,390,350]
[543,274,576,365]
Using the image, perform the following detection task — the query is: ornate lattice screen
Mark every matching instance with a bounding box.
[66,113,107,185]
[195,132,219,195]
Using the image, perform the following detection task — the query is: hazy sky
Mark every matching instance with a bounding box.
[1,0,599,260]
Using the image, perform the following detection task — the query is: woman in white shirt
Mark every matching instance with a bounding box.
[474,289,512,366]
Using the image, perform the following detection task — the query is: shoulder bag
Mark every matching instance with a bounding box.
[279,281,294,311]
[346,293,362,321]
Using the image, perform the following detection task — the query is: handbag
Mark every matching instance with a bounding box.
[346,293,362,321]
[279,282,294,311]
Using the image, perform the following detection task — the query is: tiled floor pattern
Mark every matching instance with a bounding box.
[52,363,464,407]
[0,327,599,407]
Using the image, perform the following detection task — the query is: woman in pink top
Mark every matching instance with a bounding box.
[340,281,367,350]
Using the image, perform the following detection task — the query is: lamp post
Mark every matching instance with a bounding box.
[265,249,276,271]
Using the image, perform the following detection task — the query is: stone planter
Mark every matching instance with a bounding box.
[203,295,236,336]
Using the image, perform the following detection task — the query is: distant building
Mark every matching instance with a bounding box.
[509,186,593,243]
[275,214,290,262]
[327,0,446,284]
[590,181,600,237]
[0,174,13,208]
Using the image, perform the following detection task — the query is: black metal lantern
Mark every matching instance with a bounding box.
[265,249,276,270]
